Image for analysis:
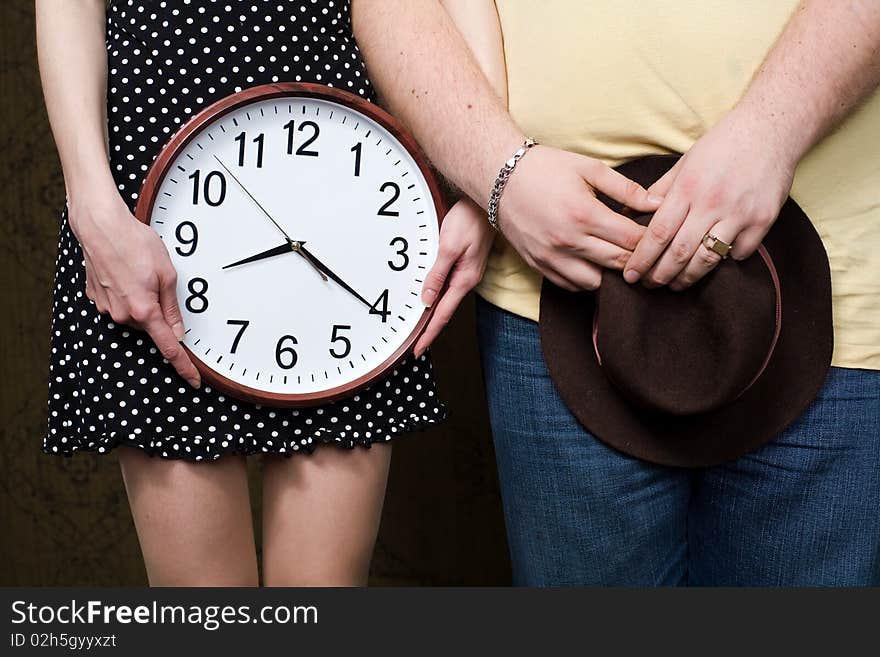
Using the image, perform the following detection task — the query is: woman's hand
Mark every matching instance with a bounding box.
[69,193,201,388]
[414,198,494,357]
[623,107,797,290]
[498,146,663,291]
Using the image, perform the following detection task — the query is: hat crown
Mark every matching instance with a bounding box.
[594,238,780,417]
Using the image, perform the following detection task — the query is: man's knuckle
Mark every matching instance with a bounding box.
[696,248,720,268]
[670,241,693,264]
[648,222,673,244]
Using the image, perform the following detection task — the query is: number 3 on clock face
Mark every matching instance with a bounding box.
[135,83,445,406]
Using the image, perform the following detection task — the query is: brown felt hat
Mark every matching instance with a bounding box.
[539,154,833,467]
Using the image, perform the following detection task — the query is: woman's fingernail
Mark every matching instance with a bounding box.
[648,194,665,205]
[422,289,437,307]
[623,269,640,284]
[172,322,186,341]
[189,378,201,389]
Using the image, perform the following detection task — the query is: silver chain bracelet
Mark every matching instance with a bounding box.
[487,138,538,231]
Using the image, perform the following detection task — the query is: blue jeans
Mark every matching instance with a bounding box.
[476,298,880,586]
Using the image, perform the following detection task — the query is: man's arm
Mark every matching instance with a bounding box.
[353,0,519,203]
[352,0,662,292]
[740,0,880,166]
[625,0,880,289]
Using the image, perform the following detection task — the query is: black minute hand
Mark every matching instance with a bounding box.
[295,243,372,309]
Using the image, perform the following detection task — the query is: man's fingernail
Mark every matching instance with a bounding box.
[423,289,437,307]
[188,377,201,388]
[648,194,665,205]
[623,269,640,284]
[172,322,186,341]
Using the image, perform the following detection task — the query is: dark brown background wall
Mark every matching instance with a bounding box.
[0,1,510,586]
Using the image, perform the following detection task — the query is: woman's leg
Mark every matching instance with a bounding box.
[476,297,691,586]
[117,447,259,586]
[689,366,880,586]
[261,444,392,586]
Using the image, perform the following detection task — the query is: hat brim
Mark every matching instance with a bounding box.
[539,155,833,467]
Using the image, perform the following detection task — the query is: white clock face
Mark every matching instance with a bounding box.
[146,93,440,400]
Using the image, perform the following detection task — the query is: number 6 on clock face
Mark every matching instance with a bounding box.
[135,83,446,406]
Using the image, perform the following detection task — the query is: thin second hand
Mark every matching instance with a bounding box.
[212,154,293,243]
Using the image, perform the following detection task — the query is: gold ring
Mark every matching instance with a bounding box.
[702,232,733,259]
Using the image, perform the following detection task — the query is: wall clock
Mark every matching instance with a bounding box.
[135,83,445,406]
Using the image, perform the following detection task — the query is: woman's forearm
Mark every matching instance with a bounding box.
[352,0,524,206]
[440,0,508,106]
[36,0,116,208]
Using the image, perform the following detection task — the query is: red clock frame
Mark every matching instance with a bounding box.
[134,82,447,407]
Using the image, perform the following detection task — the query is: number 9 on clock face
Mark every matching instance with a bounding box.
[135,84,445,406]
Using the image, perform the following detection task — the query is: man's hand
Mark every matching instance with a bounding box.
[499,146,662,291]
[624,107,797,290]
[624,0,880,290]
[415,198,493,357]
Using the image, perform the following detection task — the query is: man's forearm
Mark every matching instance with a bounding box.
[352,0,524,206]
[737,0,880,164]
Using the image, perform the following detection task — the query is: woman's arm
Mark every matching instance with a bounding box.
[36,0,200,388]
[439,0,508,105]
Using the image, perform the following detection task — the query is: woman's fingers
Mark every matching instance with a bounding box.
[157,263,186,340]
[421,242,460,308]
[145,313,201,388]
[414,276,470,357]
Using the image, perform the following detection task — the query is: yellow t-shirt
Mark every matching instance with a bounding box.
[479,0,880,370]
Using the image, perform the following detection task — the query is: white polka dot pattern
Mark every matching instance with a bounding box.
[44,0,447,462]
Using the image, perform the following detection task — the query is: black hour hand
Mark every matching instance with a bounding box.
[222,242,298,270]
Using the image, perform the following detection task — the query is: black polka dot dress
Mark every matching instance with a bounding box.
[44,0,447,462]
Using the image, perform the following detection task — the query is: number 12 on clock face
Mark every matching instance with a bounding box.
[139,85,443,405]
